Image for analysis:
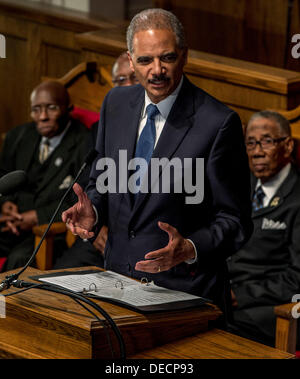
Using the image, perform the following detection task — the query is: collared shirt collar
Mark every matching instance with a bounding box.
[142,76,184,119]
[40,120,71,152]
[256,162,291,205]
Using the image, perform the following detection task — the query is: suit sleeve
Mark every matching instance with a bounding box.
[85,94,109,232]
[234,209,300,308]
[188,112,253,267]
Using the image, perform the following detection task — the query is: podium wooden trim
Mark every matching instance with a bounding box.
[0,267,221,359]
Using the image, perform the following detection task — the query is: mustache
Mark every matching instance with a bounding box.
[148,75,170,84]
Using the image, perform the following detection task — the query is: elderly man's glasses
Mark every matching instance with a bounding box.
[31,104,60,115]
[112,74,139,87]
[245,136,288,151]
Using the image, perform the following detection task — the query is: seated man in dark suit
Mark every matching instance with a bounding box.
[54,52,139,269]
[0,81,89,271]
[228,110,300,347]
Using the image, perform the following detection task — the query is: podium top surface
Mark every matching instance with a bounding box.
[0,267,221,332]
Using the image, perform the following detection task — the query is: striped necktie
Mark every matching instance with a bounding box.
[39,138,50,164]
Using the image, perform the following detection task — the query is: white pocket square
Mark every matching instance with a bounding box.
[262,218,287,230]
[59,175,73,190]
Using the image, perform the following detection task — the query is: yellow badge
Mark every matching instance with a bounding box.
[270,197,280,207]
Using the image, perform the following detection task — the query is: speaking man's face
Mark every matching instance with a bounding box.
[128,29,187,104]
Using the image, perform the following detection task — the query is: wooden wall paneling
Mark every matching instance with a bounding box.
[0,0,123,137]
[287,0,300,71]
[152,0,295,69]
[0,13,31,135]
[41,24,82,79]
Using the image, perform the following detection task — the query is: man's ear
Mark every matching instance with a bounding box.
[285,137,294,157]
[127,51,135,71]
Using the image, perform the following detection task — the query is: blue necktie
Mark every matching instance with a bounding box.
[134,104,159,193]
[252,186,265,211]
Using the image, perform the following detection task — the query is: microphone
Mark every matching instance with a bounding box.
[0,149,98,291]
[0,170,27,196]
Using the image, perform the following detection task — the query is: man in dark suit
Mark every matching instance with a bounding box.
[62,9,252,310]
[0,81,88,270]
[228,110,300,347]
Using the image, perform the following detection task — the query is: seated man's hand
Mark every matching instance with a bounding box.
[62,183,96,239]
[93,225,108,255]
[1,201,22,220]
[1,201,23,235]
[1,210,38,235]
[135,221,196,274]
[17,210,38,231]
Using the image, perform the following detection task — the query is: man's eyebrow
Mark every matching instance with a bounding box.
[136,55,153,62]
[247,133,272,139]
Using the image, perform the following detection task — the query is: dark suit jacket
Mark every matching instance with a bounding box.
[0,118,89,224]
[228,166,300,337]
[87,76,253,303]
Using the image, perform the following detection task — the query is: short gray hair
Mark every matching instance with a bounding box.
[126,8,186,54]
[247,110,291,137]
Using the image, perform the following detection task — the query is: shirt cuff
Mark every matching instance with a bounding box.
[185,239,198,264]
[92,205,98,226]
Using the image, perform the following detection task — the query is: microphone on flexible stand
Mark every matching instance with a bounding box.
[0,149,98,292]
[0,170,27,197]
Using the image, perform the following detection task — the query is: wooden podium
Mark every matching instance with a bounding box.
[0,267,221,359]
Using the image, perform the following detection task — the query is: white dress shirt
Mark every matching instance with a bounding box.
[255,163,291,207]
[137,76,197,264]
[136,76,184,147]
[39,121,71,157]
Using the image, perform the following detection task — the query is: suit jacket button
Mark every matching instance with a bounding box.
[129,230,136,239]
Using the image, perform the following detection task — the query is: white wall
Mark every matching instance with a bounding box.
[27,0,90,13]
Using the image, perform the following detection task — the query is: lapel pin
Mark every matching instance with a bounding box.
[270,197,280,207]
[55,157,63,167]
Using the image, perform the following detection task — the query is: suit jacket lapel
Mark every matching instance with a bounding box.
[20,125,41,172]
[112,86,144,209]
[131,77,197,215]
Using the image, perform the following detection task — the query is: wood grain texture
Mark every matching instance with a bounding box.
[0,0,120,136]
[130,328,295,359]
[154,0,300,71]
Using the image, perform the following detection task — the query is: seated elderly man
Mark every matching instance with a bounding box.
[112,51,139,87]
[228,110,300,347]
[0,81,88,271]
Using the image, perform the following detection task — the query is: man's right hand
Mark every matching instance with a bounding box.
[0,201,22,235]
[62,183,96,239]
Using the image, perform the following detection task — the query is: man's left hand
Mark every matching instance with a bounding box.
[135,221,196,274]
